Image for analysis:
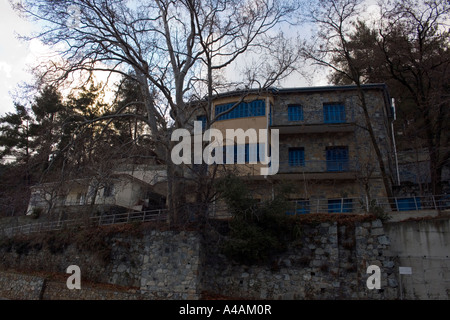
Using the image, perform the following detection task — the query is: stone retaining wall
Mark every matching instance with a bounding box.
[42,280,145,300]
[202,219,398,299]
[0,271,45,300]
[0,219,399,300]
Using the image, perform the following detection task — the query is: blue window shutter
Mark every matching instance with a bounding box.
[215,100,265,121]
[296,200,310,214]
[286,199,310,215]
[328,199,352,213]
[326,147,349,171]
[324,104,345,123]
[196,115,207,131]
[288,105,303,121]
[257,100,264,116]
[342,199,352,212]
[245,144,249,163]
[328,199,340,213]
[396,197,422,211]
[269,105,273,126]
[289,148,305,167]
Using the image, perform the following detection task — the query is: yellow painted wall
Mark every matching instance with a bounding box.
[209,94,273,176]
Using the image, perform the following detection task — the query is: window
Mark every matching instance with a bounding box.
[223,144,263,164]
[326,147,349,172]
[288,105,303,121]
[269,104,273,126]
[395,197,421,211]
[289,148,305,167]
[286,199,310,215]
[328,199,353,213]
[196,115,207,131]
[76,193,86,205]
[324,103,346,123]
[103,183,114,197]
[215,100,265,121]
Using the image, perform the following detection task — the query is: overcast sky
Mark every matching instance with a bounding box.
[0,0,313,118]
[0,0,381,117]
[0,0,37,116]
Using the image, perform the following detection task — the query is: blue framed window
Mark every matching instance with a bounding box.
[289,148,305,167]
[328,199,353,213]
[395,197,422,211]
[215,100,265,121]
[196,115,207,131]
[269,104,273,126]
[324,103,346,123]
[286,200,310,215]
[223,144,262,164]
[288,105,303,121]
[326,147,349,172]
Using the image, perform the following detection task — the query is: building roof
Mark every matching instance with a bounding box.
[207,83,393,117]
[210,83,389,98]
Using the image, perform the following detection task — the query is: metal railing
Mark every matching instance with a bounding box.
[2,195,449,237]
[285,194,450,215]
[372,194,450,212]
[270,109,356,126]
[278,160,359,174]
[1,209,167,237]
[91,209,167,225]
[286,197,361,214]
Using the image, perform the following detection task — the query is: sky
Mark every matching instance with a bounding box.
[0,0,40,116]
[0,0,382,118]
[0,0,314,118]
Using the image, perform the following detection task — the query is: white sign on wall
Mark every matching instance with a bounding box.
[399,266,412,275]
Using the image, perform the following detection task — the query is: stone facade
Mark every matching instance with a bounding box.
[0,218,399,300]
[0,228,203,300]
[202,219,398,300]
[269,86,394,201]
[0,271,45,300]
[139,231,202,299]
[196,84,396,214]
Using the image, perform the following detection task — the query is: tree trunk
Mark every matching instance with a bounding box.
[356,87,395,205]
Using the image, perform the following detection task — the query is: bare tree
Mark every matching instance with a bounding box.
[325,0,450,197]
[12,0,299,225]
[299,0,396,201]
[378,0,450,196]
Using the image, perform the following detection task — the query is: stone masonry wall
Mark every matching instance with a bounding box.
[202,219,398,300]
[274,88,393,199]
[0,220,397,300]
[139,231,202,299]
[0,271,45,300]
[0,229,203,300]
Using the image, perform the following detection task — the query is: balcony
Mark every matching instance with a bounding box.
[275,160,359,180]
[269,110,356,134]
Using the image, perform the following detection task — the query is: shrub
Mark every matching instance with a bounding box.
[30,208,43,219]
[368,199,391,222]
[216,174,299,265]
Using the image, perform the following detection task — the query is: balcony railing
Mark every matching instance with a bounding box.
[270,109,355,127]
[283,194,450,214]
[278,160,358,174]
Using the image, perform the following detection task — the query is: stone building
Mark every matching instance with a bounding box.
[190,83,398,215]
[26,84,398,217]
[26,164,168,217]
